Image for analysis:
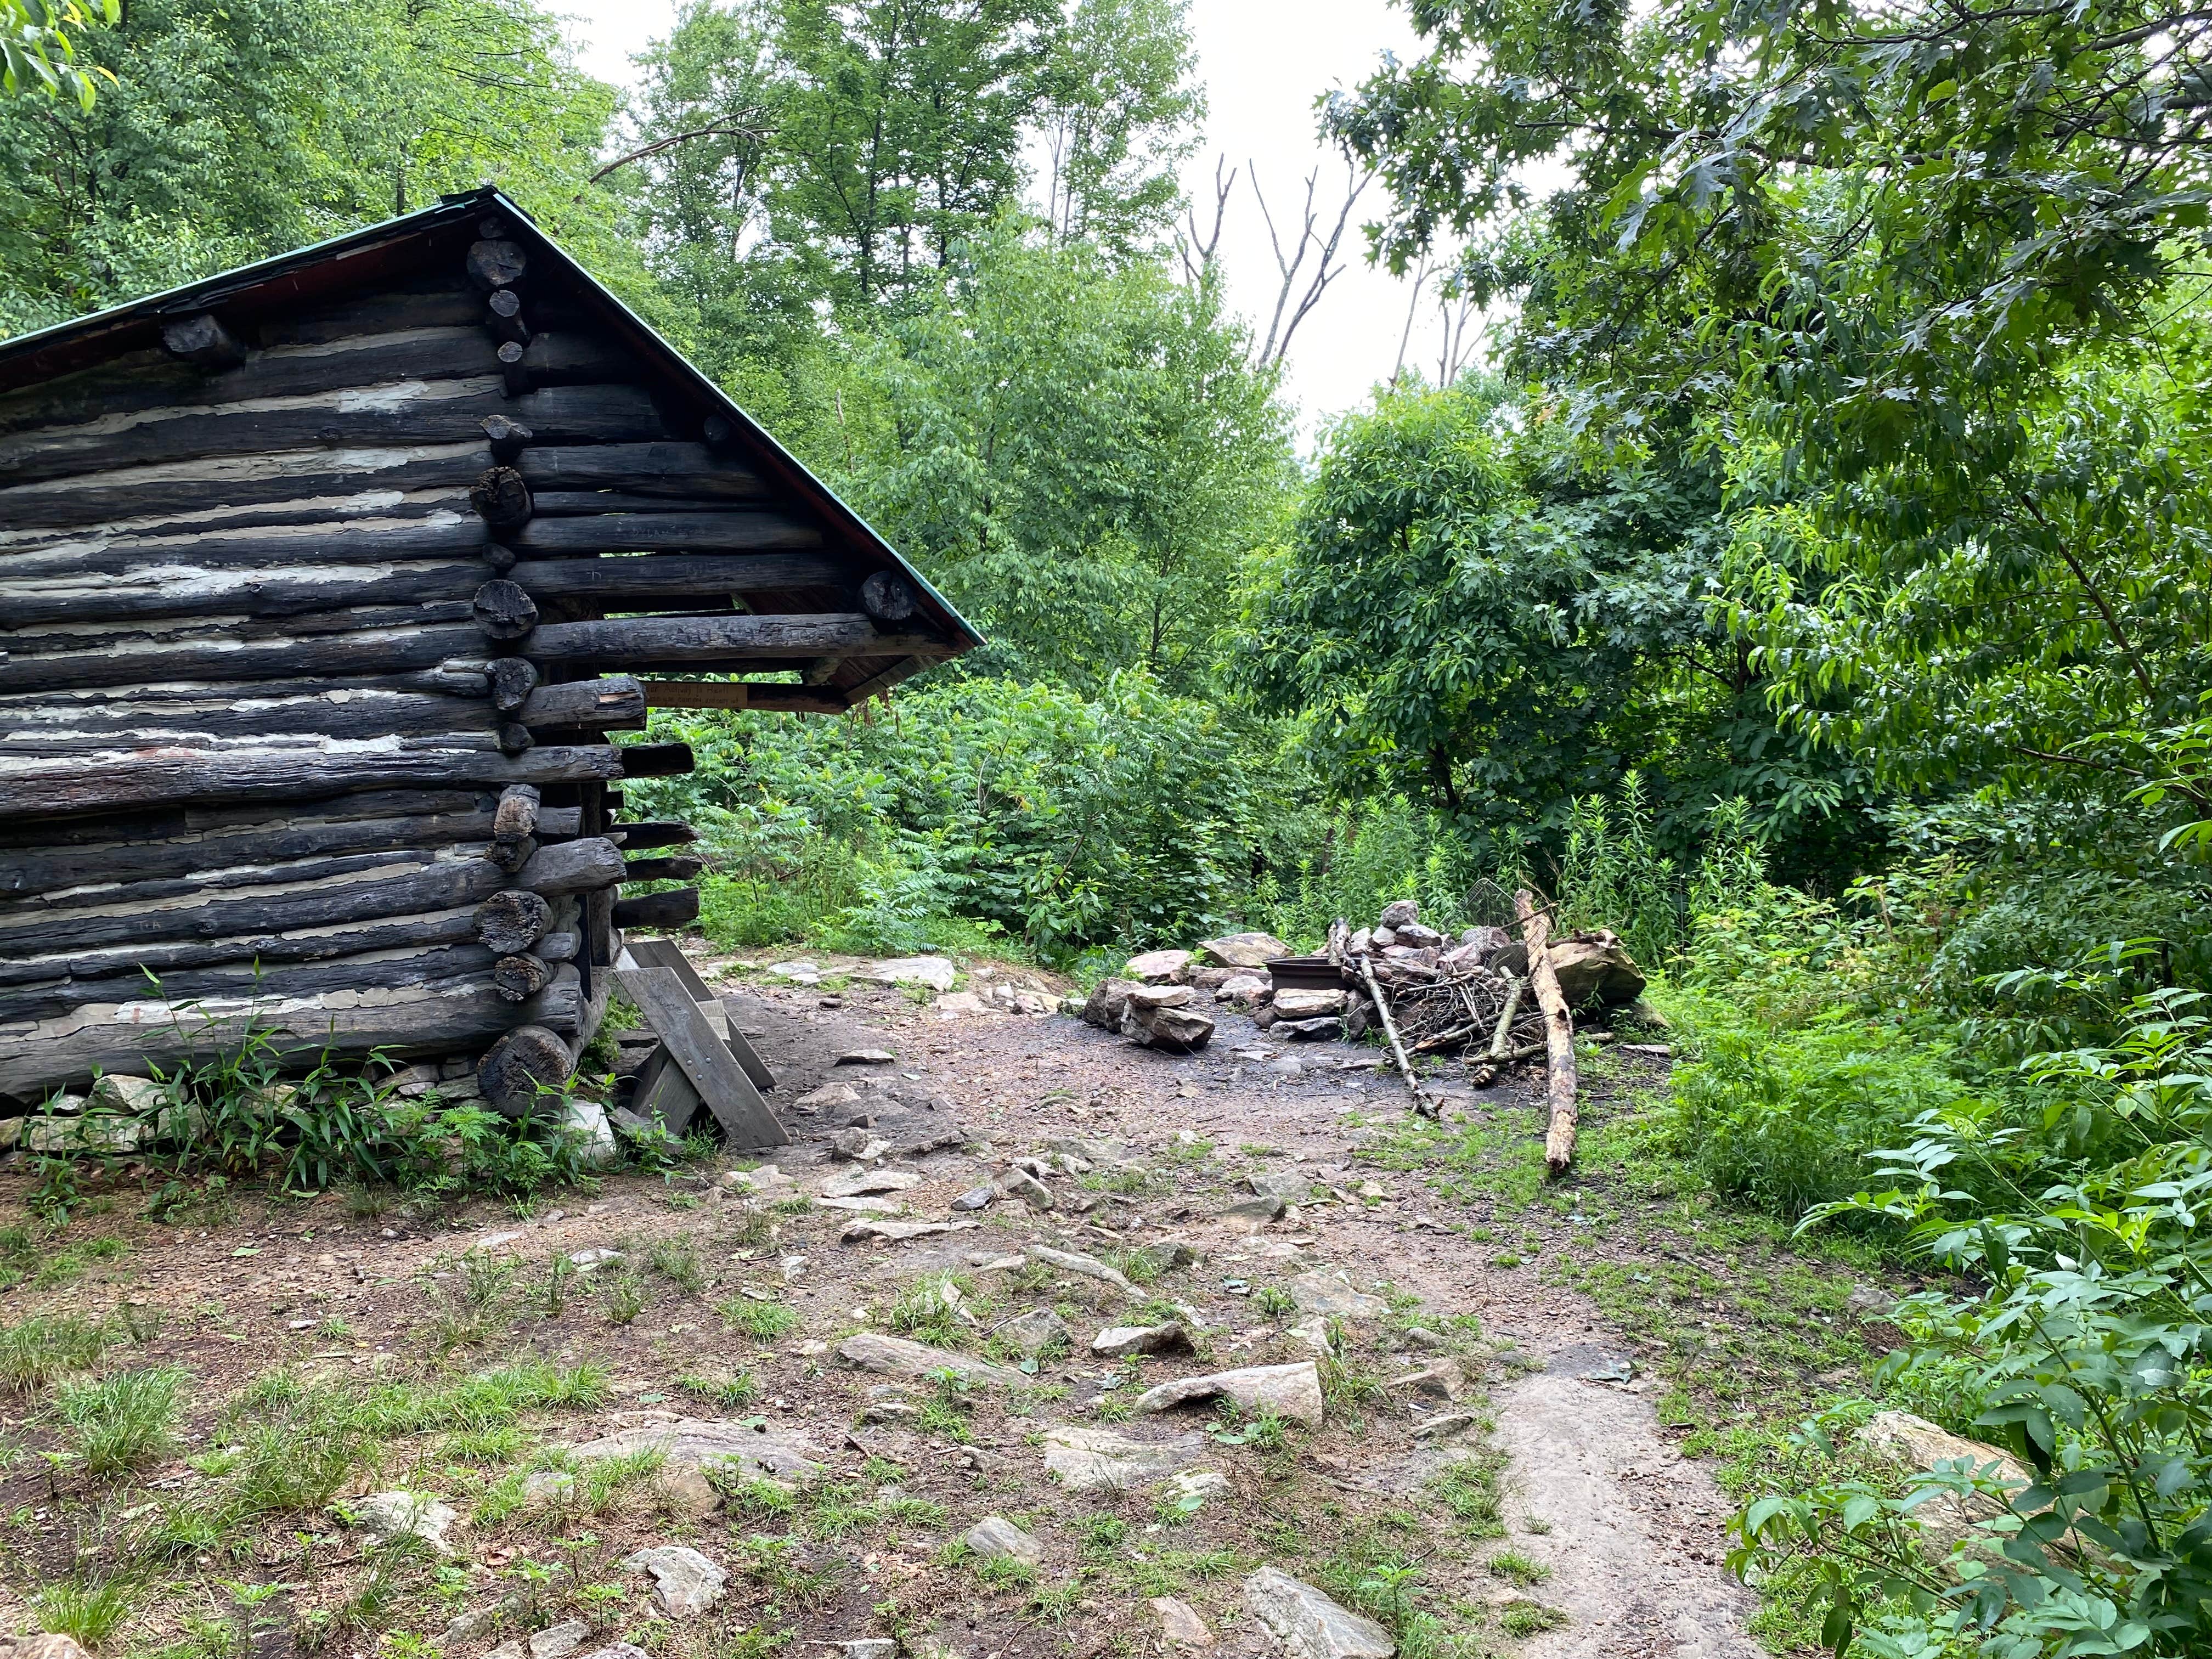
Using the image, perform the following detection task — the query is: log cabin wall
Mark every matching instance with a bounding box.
[0,189,978,1110]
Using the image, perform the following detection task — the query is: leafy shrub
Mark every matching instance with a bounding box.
[1740,991,2212,1658]
[1671,1012,1994,1217]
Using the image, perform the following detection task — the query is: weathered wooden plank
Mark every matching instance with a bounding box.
[618,965,787,1147]
[0,942,499,1027]
[0,741,622,817]
[0,381,665,489]
[529,493,774,517]
[716,996,780,1094]
[603,820,697,850]
[0,847,470,918]
[0,514,492,578]
[0,805,500,899]
[528,613,918,664]
[0,601,483,664]
[0,560,493,628]
[510,512,823,555]
[516,836,625,896]
[629,1044,703,1135]
[639,680,847,714]
[509,555,844,605]
[612,888,701,928]
[0,687,500,748]
[0,442,487,535]
[0,856,510,957]
[517,442,763,500]
[0,621,487,694]
[0,786,490,851]
[0,904,483,990]
[0,973,577,1099]
[518,676,646,730]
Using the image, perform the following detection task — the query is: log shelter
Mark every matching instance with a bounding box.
[0,187,980,1110]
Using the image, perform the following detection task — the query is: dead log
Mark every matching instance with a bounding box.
[471,466,533,528]
[509,554,842,602]
[510,512,823,555]
[517,836,624,896]
[467,239,528,291]
[516,442,763,500]
[493,953,554,1002]
[488,656,538,713]
[477,1023,573,1115]
[482,414,532,462]
[487,833,535,873]
[1356,952,1431,1116]
[623,855,702,883]
[603,820,696,850]
[1515,889,1578,1175]
[487,287,528,344]
[472,579,538,641]
[859,569,917,623]
[492,783,540,844]
[526,613,929,664]
[612,887,699,929]
[517,676,646,730]
[475,888,552,953]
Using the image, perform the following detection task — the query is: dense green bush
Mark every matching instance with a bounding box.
[633,673,1291,960]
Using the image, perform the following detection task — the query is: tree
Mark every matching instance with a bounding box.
[838,218,1295,691]
[2,0,115,107]
[0,0,639,335]
[1323,0,2212,845]
[1231,381,1877,870]
[1033,0,1201,256]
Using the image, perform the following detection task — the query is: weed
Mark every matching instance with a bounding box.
[716,1294,800,1341]
[0,1311,117,1392]
[1210,1403,1289,1453]
[55,1365,188,1472]
[915,1373,975,1442]
[1498,1603,1567,1637]
[1319,1353,1388,1420]
[342,1182,394,1220]
[972,1553,1036,1591]
[1486,1550,1551,1586]
[1080,1514,1130,1556]
[541,1252,576,1317]
[648,1239,705,1296]
[599,1270,647,1326]
[718,1475,799,1520]
[1028,1581,1081,1622]
[1107,1247,1164,1287]
[1252,1285,1296,1318]
[33,1578,137,1647]
[1522,1516,1552,1535]
[425,1251,515,1352]
[1430,1452,1506,1539]
[888,1273,979,1346]
[723,1209,775,1250]
[676,1370,760,1409]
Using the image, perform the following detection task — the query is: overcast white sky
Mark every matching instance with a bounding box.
[561,0,1444,439]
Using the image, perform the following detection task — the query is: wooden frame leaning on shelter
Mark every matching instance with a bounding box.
[0,187,981,1112]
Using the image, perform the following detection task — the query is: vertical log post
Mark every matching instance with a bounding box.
[1514,889,1579,1176]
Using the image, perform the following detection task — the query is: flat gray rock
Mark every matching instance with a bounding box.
[351,1489,457,1551]
[842,1218,973,1243]
[837,1333,1026,1386]
[1135,1361,1324,1426]
[1244,1567,1395,1659]
[1092,1322,1193,1357]
[567,1417,825,1486]
[963,1515,1042,1564]
[993,1308,1071,1356]
[1289,1270,1387,1320]
[1545,1343,1635,1383]
[1248,1170,1312,1203]
[1041,1424,1207,1490]
[821,1167,923,1198]
[622,1545,726,1617]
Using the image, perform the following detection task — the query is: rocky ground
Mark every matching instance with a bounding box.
[0,946,1893,1659]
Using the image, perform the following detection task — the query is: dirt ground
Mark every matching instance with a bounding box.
[0,946,1855,1659]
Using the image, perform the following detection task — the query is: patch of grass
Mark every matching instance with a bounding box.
[1251,1285,1296,1318]
[970,1553,1036,1591]
[33,1578,137,1647]
[915,1373,975,1442]
[676,1370,760,1409]
[1486,1550,1551,1587]
[1028,1581,1081,1622]
[0,1311,117,1393]
[648,1240,705,1296]
[1431,1452,1507,1539]
[1499,1603,1567,1638]
[424,1251,516,1353]
[1107,1247,1164,1286]
[887,1273,980,1347]
[1319,1353,1387,1420]
[56,1365,188,1473]
[723,1208,775,1250]
[599,1270,646,1326]
[717,1475,799,1520]
[717,1294,800,1342]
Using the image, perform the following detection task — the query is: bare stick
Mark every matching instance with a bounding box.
[1515,890,1578,1175]
[1357,953,1431,1118]
[1487,975,1527,1062]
